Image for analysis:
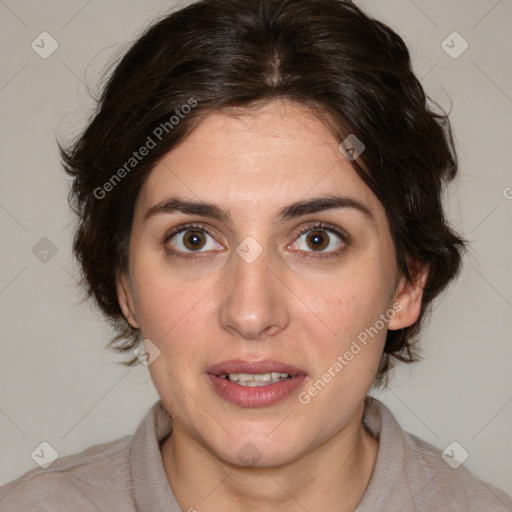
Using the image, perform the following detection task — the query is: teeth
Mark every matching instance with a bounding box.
[222,372,291,386]
[237,379,289,387]
[254,373,272,382]
[230,372,289,382]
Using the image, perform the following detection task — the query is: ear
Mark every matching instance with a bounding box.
[388,258,429,330]
[116,272,140,330]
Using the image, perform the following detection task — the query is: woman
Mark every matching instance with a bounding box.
[1,0,510,510]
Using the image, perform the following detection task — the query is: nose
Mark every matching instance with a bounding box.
[218,248,290,341]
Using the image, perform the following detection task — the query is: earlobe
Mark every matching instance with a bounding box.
[388,260,429,331]
[116,273,140,329]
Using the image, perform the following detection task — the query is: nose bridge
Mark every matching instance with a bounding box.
[219,244,289,339]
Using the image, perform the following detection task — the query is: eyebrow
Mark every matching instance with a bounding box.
[143,195,374,225]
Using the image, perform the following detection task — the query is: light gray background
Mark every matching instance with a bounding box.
[1,0,511,497]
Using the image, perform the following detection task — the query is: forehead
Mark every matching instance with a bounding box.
[134,100,387,226]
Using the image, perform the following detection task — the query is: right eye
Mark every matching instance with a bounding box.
[164,223,224,259]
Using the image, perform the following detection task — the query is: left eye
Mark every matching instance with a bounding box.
[290,227,345,253]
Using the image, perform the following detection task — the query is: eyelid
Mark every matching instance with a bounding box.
[164,222,218,242]
[296,221,348,241]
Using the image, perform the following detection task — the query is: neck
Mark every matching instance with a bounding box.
[160,400,378,512]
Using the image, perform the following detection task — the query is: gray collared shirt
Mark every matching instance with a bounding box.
[1,397,511,511]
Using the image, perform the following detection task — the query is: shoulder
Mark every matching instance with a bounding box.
[402,430,512,511]
[362,397,512,511]
[0,435,136,512]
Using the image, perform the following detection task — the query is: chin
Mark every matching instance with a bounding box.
[207,426,310,469]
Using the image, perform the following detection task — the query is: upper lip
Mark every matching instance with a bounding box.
[207,359,306,376]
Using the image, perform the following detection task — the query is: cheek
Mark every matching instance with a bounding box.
[290,259,394,402]
[131,257,216,341]
[131,265,221,378]
[293,270,390,426]
[137,280,216,422]
[297,260,395,344]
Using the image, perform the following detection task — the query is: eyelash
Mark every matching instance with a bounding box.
[163,221,348,260]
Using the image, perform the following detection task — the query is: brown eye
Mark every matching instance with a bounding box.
[183,230,207,251]
[290,224,346,257]
[165,224,224,257]
[306,230,329,251]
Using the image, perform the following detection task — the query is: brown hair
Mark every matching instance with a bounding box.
[61,0,466,385]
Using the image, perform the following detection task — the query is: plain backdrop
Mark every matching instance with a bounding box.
[1,0,511,496]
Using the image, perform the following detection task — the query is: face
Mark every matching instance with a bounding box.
[117,99,425,467]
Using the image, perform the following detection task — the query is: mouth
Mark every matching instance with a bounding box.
[207,359,306,381]
[206,360,307,407]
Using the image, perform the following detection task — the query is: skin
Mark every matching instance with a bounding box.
[117,99,428,512]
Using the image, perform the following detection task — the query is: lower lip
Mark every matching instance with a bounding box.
[207,374,306,407]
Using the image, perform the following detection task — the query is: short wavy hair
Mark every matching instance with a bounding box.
[61,0,466,386]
